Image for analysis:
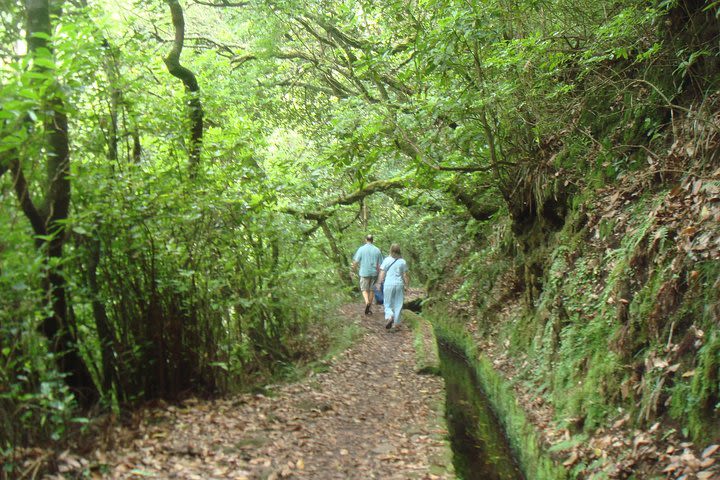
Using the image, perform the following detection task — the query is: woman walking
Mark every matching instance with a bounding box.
[378,244,410,331]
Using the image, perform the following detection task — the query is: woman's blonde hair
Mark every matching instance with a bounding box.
[390,243,402,258]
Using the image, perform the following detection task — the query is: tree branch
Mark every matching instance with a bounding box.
[331,177,406,207]
[157,35,242,56]
[280,207,330,222]
[10,159,46,237]
[231,54,257,68]
[295,16,338,49]
[265,79,341,97]
[447,182,501,221]
[281,177,408,221]
[192,0,248,6]
[313,17,371,51]
[231,51,319,69]
[435,165,499,173]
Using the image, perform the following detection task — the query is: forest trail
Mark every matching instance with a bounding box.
[80,303,454,480]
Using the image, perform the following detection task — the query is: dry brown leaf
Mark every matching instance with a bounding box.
[681,452,701,471]
[693,180,703,195]
[703,445,720,459]
[563,451,579,467]
[612,415,630,429]
[653,358,670,370]
[633,434,651,449]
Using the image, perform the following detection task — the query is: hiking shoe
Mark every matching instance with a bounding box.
[385,318,394,329]
[364,304,371,315]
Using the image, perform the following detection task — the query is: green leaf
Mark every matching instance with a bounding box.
[18,89,39,100]
[129,470,156,477]
[209,361,229,371]
[29,32,51,41]
[33,57,57,70]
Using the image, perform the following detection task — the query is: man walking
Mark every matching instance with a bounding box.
[352,234,383,315]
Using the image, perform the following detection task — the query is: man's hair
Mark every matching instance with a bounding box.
[365,234,374,242]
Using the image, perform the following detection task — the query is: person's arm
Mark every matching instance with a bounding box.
[403,272,410,289]
[351,249,360,273]
[378,258,387,284]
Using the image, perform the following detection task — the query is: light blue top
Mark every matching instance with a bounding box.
[380,256,408,286]
[353,243,383,277]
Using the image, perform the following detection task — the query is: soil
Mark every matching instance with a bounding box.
[45,303,454,480]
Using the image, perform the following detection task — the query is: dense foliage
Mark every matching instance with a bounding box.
[1,0,718,472]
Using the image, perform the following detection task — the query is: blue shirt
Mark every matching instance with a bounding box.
[380,256,408,286]
[353,243,383,277]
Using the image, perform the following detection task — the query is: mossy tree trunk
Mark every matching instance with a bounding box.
[163,0,204,176]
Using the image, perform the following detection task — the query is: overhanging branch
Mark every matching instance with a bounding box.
[192,0,248,6]
[281,177,408,222]
[265,79,341,97]
[331,178,406,207]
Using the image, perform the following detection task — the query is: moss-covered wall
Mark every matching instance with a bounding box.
[427,175,719,449]
[428,315,568,480]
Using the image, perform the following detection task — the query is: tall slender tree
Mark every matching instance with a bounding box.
[9,0,99,407]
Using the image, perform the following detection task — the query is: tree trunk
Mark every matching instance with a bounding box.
[103,40,120,164]
[18,0,99,408]
[163,0,204,175]
[132,130,142,163]
[319,220,353,287]
[87,236,122,398]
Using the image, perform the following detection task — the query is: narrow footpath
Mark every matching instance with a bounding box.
[77,304,454,480]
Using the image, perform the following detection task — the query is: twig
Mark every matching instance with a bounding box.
[666,320,675,351]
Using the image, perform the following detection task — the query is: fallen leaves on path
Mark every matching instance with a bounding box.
[47,304,453,479]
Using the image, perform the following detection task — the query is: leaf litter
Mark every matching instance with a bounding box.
[46,304,453,479]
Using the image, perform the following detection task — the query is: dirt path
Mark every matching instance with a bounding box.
[82,304,454,480]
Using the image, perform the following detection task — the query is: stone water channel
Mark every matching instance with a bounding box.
[438,342,525,480]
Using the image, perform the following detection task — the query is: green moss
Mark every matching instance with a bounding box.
[406,311,456,477]
[682,333,720,441]
[665,260,720,441]
[428,311,568,480]
[428,176,720,453]
[406,311,441,375]
[551,314,624,429]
